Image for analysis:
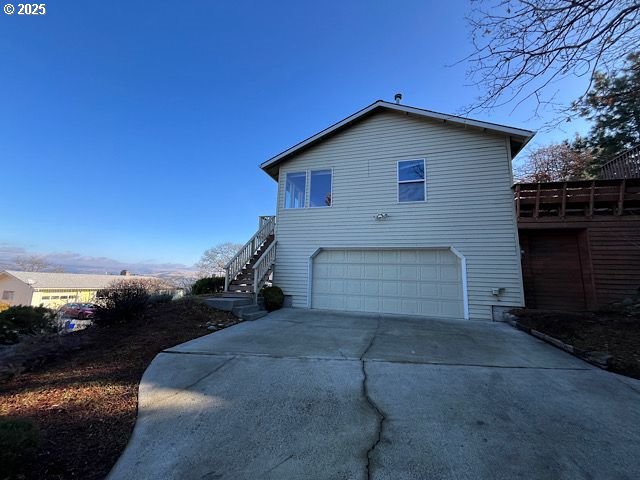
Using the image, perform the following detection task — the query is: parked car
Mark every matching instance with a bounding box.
[59,303,97,319]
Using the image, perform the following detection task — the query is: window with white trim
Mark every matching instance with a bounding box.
[285,172,306,209]
[309,170,332,207]
[398,159,426,202]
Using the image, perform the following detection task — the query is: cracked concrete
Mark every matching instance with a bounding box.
[108,308,640,480]
[360,317,384,480]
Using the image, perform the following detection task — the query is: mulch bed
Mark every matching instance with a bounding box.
[511,309,640,380]
[0,298,240,480]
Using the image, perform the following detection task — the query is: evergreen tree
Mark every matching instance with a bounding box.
[575,53,640,171]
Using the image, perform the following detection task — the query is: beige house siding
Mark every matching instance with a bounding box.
[272,110,523,321]
[0,275,34,306]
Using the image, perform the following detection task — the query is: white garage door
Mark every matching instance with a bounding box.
[311,249,464,318]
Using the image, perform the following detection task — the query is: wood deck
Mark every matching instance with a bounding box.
[515,179,640,310]
[515,178,640,220]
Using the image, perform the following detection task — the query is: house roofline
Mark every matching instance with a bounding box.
[260,100,535,178]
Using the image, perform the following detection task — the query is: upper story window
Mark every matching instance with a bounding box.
[309,170,332,207]
[284,170,333,208]
[398,159,426,202]
[285,172,306,209]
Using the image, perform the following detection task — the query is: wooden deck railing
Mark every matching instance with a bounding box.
[600,145,640,180]
[252,241,277,298]
[224,216,276,291]
[514,179,640,219]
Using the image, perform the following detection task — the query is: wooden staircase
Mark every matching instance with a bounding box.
[224,216,277,299]
[227,233,275,293]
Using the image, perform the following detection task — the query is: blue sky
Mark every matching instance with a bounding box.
[0,0,591,270]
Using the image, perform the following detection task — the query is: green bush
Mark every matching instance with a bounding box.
[0,305,56,345]
[261,286,284,312]
[0,417,40,477]
[94,283,150,326]
[192,277,225,295]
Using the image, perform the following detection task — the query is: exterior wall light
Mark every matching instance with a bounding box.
[374,213,389,220]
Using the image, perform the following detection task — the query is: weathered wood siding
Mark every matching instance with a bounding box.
[272,110,523,320]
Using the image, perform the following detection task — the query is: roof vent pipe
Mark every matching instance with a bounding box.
[394,93,402,104]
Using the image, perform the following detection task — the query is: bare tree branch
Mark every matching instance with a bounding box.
[196,242,243,278]
[464,0,640,116]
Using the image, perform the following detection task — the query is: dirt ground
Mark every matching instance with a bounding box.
[512,309,640,380]
[0,298,240,480]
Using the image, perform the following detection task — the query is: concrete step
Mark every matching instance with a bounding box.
[242,310,268,321]
[232,304,260,317]
[204,297,252,312]
[221,292,253,298]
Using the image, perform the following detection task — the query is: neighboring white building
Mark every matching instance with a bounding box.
[226,100,534,321]
[0,270,157,309]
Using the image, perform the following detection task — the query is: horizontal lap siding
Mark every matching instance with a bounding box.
[273,111,523,320]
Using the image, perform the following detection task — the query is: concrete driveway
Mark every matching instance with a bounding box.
[108,309,640,480]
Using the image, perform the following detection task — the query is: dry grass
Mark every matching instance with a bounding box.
[0,298,240,480]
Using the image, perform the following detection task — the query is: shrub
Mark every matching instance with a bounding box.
[261,286,284,312]
[94,281,151,326]
[192,277,225,295]
[0,301,9,313]
[0,306,56,345]
[0,417,40,477]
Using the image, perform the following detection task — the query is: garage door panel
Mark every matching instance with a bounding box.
[399,250,419,264]
[329,279,345,294]
[312,249,464,319]
[363,250,380,262]
[347,250,364,263]
[382,281,399,296]
[441,301,462,317]
[364,265,380,279]
[419,300,440,314]
[314,279,330,294]
[399,265,418,281]
[346,264,362,279]
[382,250,399,263]
[345,296,363,311]
[381,265,399,279]
[382,297,400,313]
[440,265,460,282]
[401,300,419,315]
[363,296,380,312]
[439,283,462,299]
[420,265,438,280]
[438,250,458,264]
[346,281,362,295]
[315,264,329,278]
[328,264,346,278]
[400,282,418,297]
[419,283,439,297]
[362,280,379,295]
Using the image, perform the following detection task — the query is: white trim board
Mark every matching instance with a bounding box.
[306,246,470,320]
[261,100,535,177]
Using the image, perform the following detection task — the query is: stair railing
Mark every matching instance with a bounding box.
[224,216,276,291]
[252,241,277,299]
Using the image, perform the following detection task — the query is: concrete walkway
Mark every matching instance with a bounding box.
[108,309,640,480]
